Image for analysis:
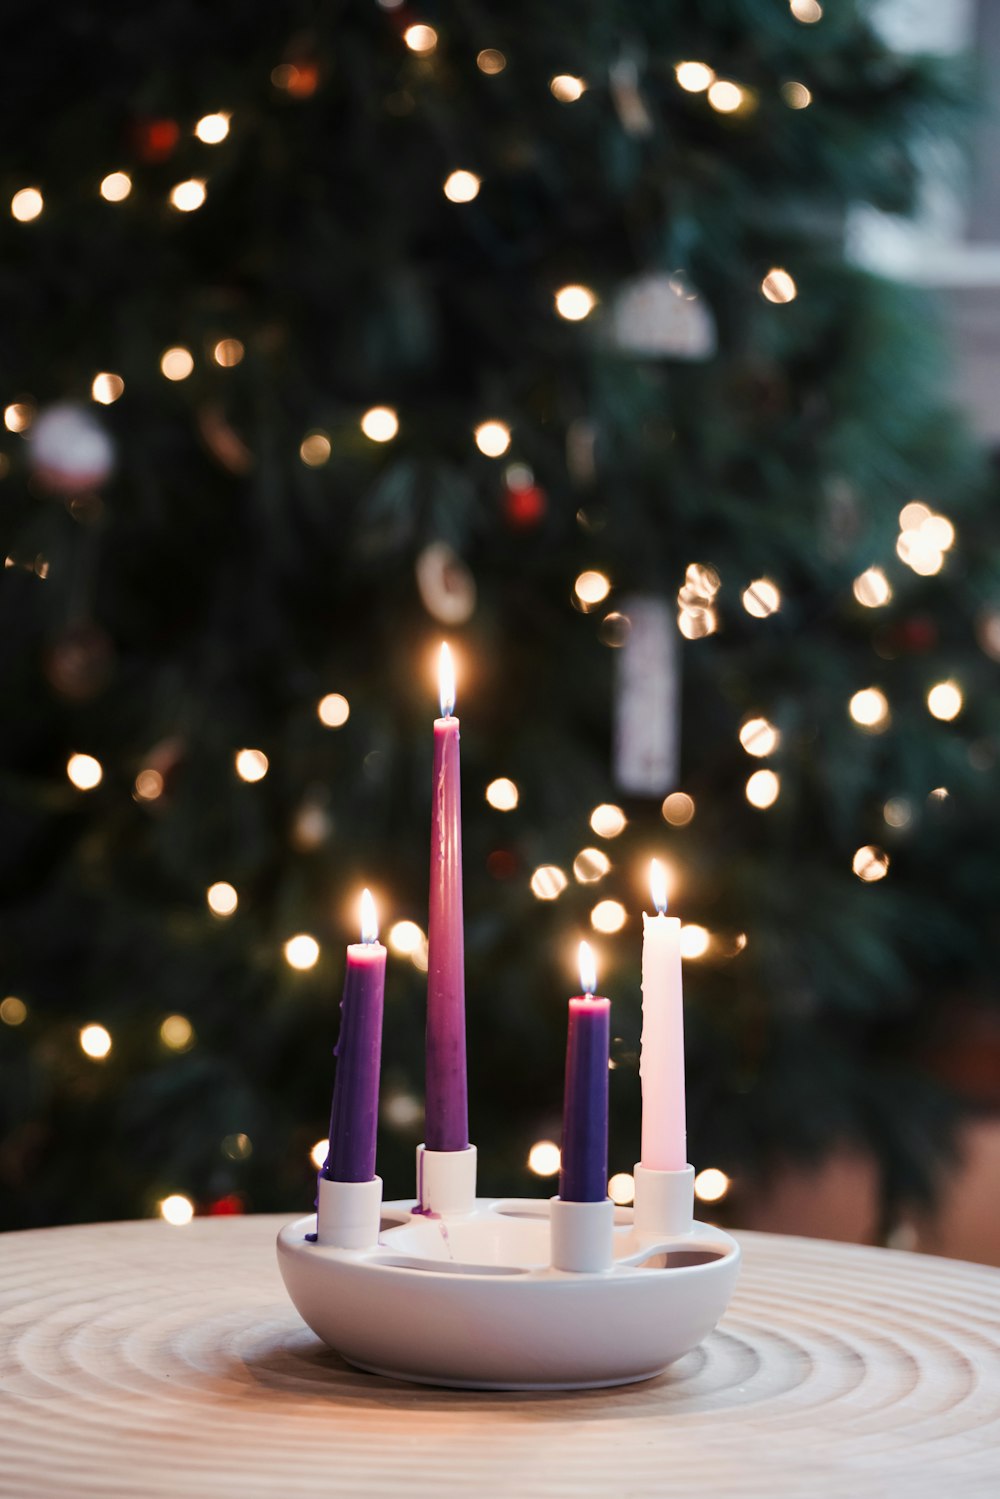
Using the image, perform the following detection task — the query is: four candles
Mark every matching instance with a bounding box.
[321,642,689,1205]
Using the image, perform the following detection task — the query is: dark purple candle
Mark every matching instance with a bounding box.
[425,643,469,1153]
[559,941,610,1203]
[324,889,387,1183]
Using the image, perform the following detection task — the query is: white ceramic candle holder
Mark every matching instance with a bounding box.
[278,1183,740,1390]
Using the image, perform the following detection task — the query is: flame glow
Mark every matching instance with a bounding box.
[439,642,456,717]
[650,858,669,915]
[360,887,378,945]
[578,940,597,996]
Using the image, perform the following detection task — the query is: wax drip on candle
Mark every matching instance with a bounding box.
[439,641,456,718]
[650,857,669,915]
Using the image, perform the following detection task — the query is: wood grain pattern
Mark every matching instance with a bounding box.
[2,1216,999,1498]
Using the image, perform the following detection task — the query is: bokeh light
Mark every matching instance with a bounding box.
[159,1194,194,1226]
[0,996,27,1026]
[591,899,626,934]
[662,792,695,826]
[11,188,43,222]
[161,346,194,381]
[443,170,480,203]
[782,82,812,108]
[360,406,398,442]
[80,1023,112,1059]
[853,567,892,608]
[235,748,268,782]
[4,402,34,432]
[160,1014,194,1051]
[883,797,912,829]
[169,179,206,212]
[284,934,320,970]
[853,845,890,882]
[742,578,781,617]
[675,62,714,92]
[574,570,611,608]
[91,373,124,405]
[680,924,710,959]
[531,865,568,900]
[310,1138,328,1170]
[195,112,230,144]
[134,769,164,801]
[707,80,744,113]
[590,804,627,838]
[485,777,519,811]
[849,687,890,731]
[474,420,511,457]
[573,847,611,883]
[927,680,963,721]
[206,881,238,917]
[550,75,586,102]
[746,769,780,809]
[213,338,244,367]
[761,269,797,304]
[739,716,780,757]
[67,753,103,790]
[528,1140,561,1176]
[318,693,350,727]
[477,49,506,75]
[694,1168,730,1202]
[100,171,132,202]
[403,23,437,54]
[300,431,331,466]
[608,1172,635,1204]
[555,285,596,321]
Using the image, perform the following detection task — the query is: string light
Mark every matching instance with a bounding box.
[284,934,320,970]
[67,753,103,790]
[927,680,963,721]
[80,1023,112,1059]
[883,797,912,829]
[234,748,268,782]
[310,1139,328,1170]
[742,578,781,617]
[680,924,710,959]
[922,514,955,551]
[403,24,437,54]
[790,0,823,21]
[194,112,230,144]
[159,1194,194,1226]
[360,406,398,442]
[591,899,626,934]
[300,431,331,466]
[746,769,780,809]
[4,402,33,432]
[739,716,780,757]
[528,1141,561,1176]
[853,567,892,608]
[530,865,568,900]
[91,373,124,405]
[317,693,350,727]
[554,285,596,321]
[573,848,611,883]
[853,845,889,882]
[477,49,506,75]
[443,170,480,203]
[206,882,238,917]
[160,1014,194,1051]
[694,1168,730,1202]
[474,420,511,457]
[760,269,797,305]
[222,1132,252,1160]
[388,921,428,969]
[485,777,519,810]
[213,339,244,367]
[781,82,812,108]
[134,769,164,800]
[660,792,694,826]
[608,1172,635,1205]
[675,62,715,93]
[550,75,586,102]
[0,996,27,1026]
[169,179,206,213]
[574,570,611,608]
[849,687,890,732]
[707,80,744,113]
[11,188,43,222]
[590,804,627,838]
[160,347,194,381]
[897,529,943,576]
[100,171,132,202]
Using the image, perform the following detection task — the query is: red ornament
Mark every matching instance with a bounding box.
[896,615,938,654]
[134,118,180,162]
[207,1193,245,1216]
[503,482,546,529]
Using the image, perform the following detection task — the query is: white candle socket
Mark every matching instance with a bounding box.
[316,1174,383,1249]
[417,1142,478,1215]
[632,1162,695,1240]
[549,1196,616,1273]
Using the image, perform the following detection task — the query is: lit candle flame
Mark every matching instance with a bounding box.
[650,858,668,915]
[439,642,456,718]
[578,940,597,996]
[360,887,378,944]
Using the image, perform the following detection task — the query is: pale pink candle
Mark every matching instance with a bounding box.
[639,859,687,1171]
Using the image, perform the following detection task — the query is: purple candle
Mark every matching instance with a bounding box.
[425,642,469,1153]
[324,889,387,1183]
[559,941,610,1203]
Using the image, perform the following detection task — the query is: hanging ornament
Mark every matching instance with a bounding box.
[206,1194,245,1216]
[566,420,597,485]
[613,595,680,797]
[43,623,115,702]
[612,272,717,361]
[415,541,477,624]
[30,404,115,493]
[502,463,546,530]
[609,56,654,138]
[133,118,180,162]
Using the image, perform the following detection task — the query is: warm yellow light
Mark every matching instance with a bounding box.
[318,692,350,727]
[67,753,103,791]
[91,372,124,405]
[662,791,695,826]
[590,803,627,838]
[235,748,268,782]
[207,881,238,917]
[527,1140,561,1176]
[100,171,132,202]
[707,80,744,113]
[4,402,33,432]
[853,567,892,608]
[680,924,710,959]
[222,1132,251,1160]
[677,606,718,639]
[573,847,611,883]
[761,268,797,305]
[530,865,568,900]
[694,1168,730,1202]
[80,1023,112,1059]
[883,797,912,829]
[746,769,780,809]
[11,188,43,222]
[781,81,812,108]
[477,48,506,75]
[284,933,320,970]
[921,514,955,551]
[160,1014,194,1051]
[591,898,626,934]
[360,406,399,442]
[550,75,586,103]
[896,530,943,576]
[849,687,890,731]
[853,845,890,883]
[555,285,596,321]
[0,996,27,1026]
[388,920,426,961]
[213,338,244,367]
[134,768,164,801]
[790,0,823,21]
[404,23,438,54]
[675,61,715,93]
[650,858,670,914]
[927,680,963,722]
[474,420,511,457]
[438,641,456,717]
[160,346,194,381]
[608,1171,635,1205]
[300,431,331,466]
[310,1138,328,1170]
[443,170,480,203]
[899,500,931,531]
[574,569,611,608]
[195,112,230,144]
[742,578,781,617]
[159,1194,194,1226]
[739,716,780,757]
[486,777,519,811]
[169,179,207,212]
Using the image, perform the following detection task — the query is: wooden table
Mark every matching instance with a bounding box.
[2,1216,998,1497]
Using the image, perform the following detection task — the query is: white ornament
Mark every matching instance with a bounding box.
[612,273,717,361]
[613,594,681,797]
[30,403,115,491]
[415,541,476,625]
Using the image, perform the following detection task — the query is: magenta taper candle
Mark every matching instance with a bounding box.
[425,643,469,1153]
[324,889,387,1183]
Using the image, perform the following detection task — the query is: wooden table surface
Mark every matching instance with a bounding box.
[2,1215,999,1498]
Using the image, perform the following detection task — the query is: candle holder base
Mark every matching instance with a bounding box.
[277,1196,740,1390]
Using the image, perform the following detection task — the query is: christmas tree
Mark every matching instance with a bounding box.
[0,1,991,1234]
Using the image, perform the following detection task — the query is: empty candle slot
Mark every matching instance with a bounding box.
[631,1247,728,1270]
[375,1255,529,1277]
[494,1200,549,1219]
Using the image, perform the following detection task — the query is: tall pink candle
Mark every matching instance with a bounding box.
[639,859,687,1171]
[425,643,469,1153]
